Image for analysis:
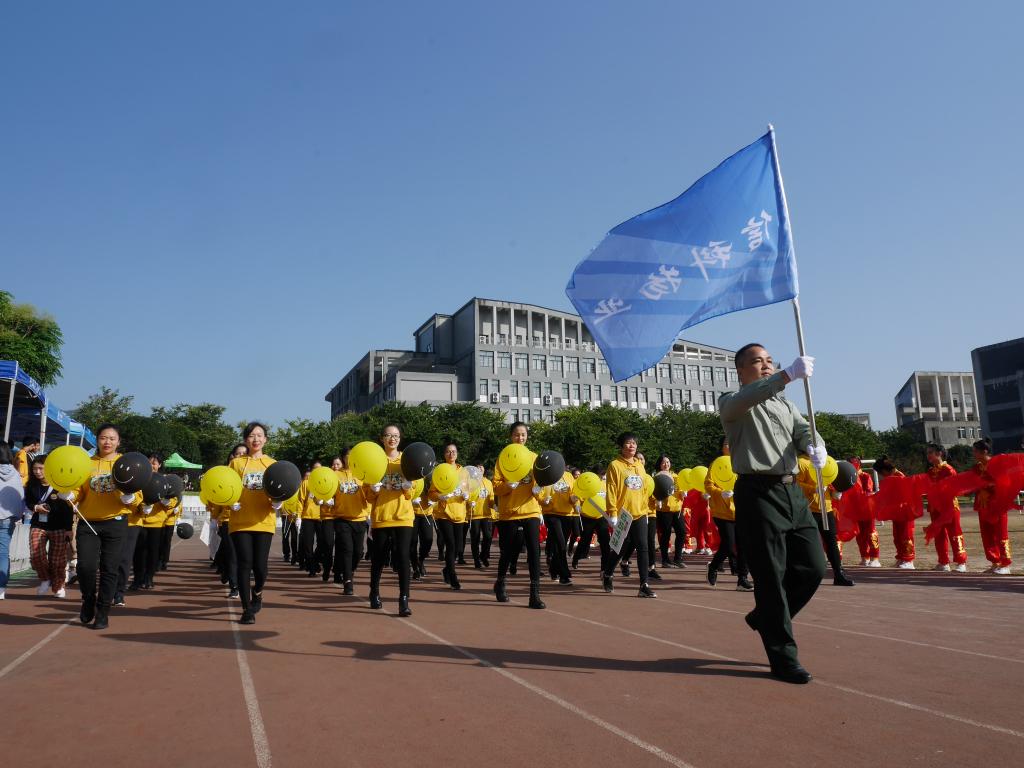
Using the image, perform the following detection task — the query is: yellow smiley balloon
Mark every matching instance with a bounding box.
[821,456,839,487]
[200,466,243,506]
[498,443,533,483]
[308,466,340,501]
[689,465,709,490]
[709,455,737,491]
[574,472,602,499]
[432,463,460,495]
[43,445,93,494]
[349,441,388,485]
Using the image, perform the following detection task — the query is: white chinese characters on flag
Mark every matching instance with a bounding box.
[565,132,797,382]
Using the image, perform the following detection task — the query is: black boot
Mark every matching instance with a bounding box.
[637,583,657,598]
[602,572,614,593]
[528,581,546,609]
[369,589,382,609]
[80,599,96,626]
[736,575,754,591]
[442,566,450,585]
[398,595,412,617]
[343,581,354,595]
[493,579,509,603]
[707,562,718,586]
[450,572,462,591]
[91,602,111,630]
[833,570,855,587]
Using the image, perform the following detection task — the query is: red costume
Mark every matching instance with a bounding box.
[925,462,967,566]
[877,470,916,564]
[851,462,879,564]
[685,490,714,553]
[973,458,1012,570]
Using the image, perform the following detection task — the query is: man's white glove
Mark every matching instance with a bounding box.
[231,502,241,512]
[371,483,383,493]
[783,355,814,382]
[142,505,153,515]
[507,481,519,490]
[401,480,412,491]
[120,493,135,505]
[809,445,828,469]
[702,493,711,500]
[722,491,734,499]
[532,485,542,496]
[325,498,335,507]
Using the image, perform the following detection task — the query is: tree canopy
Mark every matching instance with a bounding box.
[0,290,64,388]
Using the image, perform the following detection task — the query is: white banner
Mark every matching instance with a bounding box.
[609,512,633,554]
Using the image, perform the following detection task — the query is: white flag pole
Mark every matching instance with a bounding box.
[767,124,830,531]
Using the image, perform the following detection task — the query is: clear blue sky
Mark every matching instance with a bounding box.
[3,2,1021,433]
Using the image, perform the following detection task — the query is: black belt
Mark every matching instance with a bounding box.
[738,473,796,485]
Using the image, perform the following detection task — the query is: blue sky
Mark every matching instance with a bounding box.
[3,2,1021,433]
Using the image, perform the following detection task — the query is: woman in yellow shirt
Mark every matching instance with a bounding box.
[540,469,576,586]
[653,455,687,569]
[705,438,753,591]
[492,421,545,609]
[72,424,141,630]
[429,442,468,590]
[214,443,246,598]
[330,447,369,595]
[229,422,277,625]
[468,464,495,569]
[365,424,415,616]
[602,432,656,598]
[297,465,323,577]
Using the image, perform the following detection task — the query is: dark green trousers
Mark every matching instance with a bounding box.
[735,476,826,670]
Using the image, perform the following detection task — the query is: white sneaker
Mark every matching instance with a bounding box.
[682,548,694,555]
[868,559,882,568]
[859,558,871,567]
[55,587,66,598]
[36,579,51,595]
[993,566,1011,575]
[0,589,5,600]
[954,563,968,573]
[933,564,951,572]
[897,561,916,570]
[702,548,713,555]
[983,564,997,573]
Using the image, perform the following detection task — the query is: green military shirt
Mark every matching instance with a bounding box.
[718,372,820,475]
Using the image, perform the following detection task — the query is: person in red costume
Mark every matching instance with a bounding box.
[848,457,880,567]
[925,443,968,572]
[688,488,714,555]
[972,438,1013,575]
[873,457,917,569]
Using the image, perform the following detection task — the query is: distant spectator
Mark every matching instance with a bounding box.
[15,435,40,486]
[0,442,26,599]
[25,455,74,597]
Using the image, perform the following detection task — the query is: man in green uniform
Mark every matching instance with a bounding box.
[719,343,827,684]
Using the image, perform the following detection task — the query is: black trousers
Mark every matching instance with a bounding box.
[543,514,572,581]
[566,515,582,554]
[709,518,748,578]
[435,519,460,583]
[231,531,272,612]
[370,526,412,597]
[320,518,337,578]
[496,517,541,582]
[116,525,141,599]
[77,516,127,609]
[573,516,611,570]
[411,515,434,566]
[607,515,650,581]
[159,525,173,568]
[216,522,237,588]
[470,518,493,565]
[812,512,844,574]
[135,527,163,586]
[299,519,322,573]
[735,476,826,670]
[334,519,364,583]
[657,510,687,561]
[281,517,297,560]
[456,522,469,562]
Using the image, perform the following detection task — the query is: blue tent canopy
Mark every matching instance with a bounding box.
[0,360,96,452]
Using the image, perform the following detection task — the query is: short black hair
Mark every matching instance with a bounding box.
[874,456,895,474]
[926,442,946,459]
[508,421,528,437]
[616,431,638,448]
[0,443,14,464]
[96,423,120,437]
[242,422,269,439]
[734,343,766,368]
[21,434,38,446]
[973,436,992,453]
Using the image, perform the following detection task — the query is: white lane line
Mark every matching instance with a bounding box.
[656,595,1024,665]
[0,621,71,681]
[480,590,1024,740]
[402,616,697,768]
[228,601,272,768]
[810,593,1011,624]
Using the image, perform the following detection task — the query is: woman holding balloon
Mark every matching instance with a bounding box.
[429,442,467,590]
[571,469,611,572]
[602,432,656,598]
[539,465,576,586]
[653,456,686,569]
[705,440,753,590]
[330,448,369,594]
[468,463,495,569]
[228,422,278,625]
[361,425,416,616]
[492,421,546,609]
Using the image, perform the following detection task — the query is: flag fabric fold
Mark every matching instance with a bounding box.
[566,131,797,382]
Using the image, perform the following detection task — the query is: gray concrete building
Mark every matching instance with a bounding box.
[894,371,981,446]
[326,297,739,422]
[971,337,1024,453]
[840,413,872,430]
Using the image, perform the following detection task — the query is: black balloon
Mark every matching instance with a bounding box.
[162,474,184,500]
[653,473,675,500]
[532,450,566,487]
[833,460,859,492]
[400,442,437,480]
[175,522,194,540]
[112,452,152,493]
[263,461,302,502]
[141,473,166,505]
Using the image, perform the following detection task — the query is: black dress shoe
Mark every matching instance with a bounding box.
[744,610,758,632]
[80,601,96,625]
[770,664,812,684]
[637,583,657,598]
[398,596,412,617]
[736,576,754,591]
[620,562,631,577]
[239,610,256,625]
[343,581,354,595]
[493,580,509,603]
[602,573,614,593]
[252,593,263,613]
[707,563,718,586]
[369,591,382,609]
[833,571,856,587]
[647,569,662,581]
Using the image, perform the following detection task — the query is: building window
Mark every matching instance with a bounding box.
[594,384,602,401]
[728,369,738,385]
[561,383,570,399]
[669,389,678,405]
[532,381,541,398]
[543,381,552,395]
[498,352,511,370]
[522,410,530,423]
[549,356,563,374]
[687,365,698,382]
[701,365,713,383]
[533,355,546,373]
[957,427,966,439]
[658,364,670,379]
[715,367,727,385]
[965,393,974,408]
[491,379,499,394]
[479,381,488,396]
[598,360,609,377]
[640,387,649,403]
[630,387,639,403]
[672,364,684,381]
[582,384,591,401]
[582,358,595,374]
[510,381,519,397]
[572,384,581,400]
[567,357,579,374]
[479,351,494,368]
[655,388,663,403]
[546,411,555,423]
[952,395,960,409]
[515,354,529,372]
[533,410,542,422]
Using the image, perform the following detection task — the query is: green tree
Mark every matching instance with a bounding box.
[151,403,236,466]
[814,412,883,463]
[877,428,927,474]
[70,387,136,432]
[0,290,64,387]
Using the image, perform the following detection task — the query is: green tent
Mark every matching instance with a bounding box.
[163,452,202,469]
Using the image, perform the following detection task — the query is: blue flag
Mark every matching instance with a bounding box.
[565,131,797,382]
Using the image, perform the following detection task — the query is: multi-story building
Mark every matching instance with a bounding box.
[971,337,1024,453]
[326,298,739,422]
[894,371,981,446]
[839,413,872,430]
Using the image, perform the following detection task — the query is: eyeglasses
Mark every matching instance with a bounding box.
[383,434,400,440]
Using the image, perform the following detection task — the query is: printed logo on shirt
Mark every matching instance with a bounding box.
[624,475,644,491]
[553,480,570,493]
[90,473,116,494]
[243,472,265,491]
[340,481,360,495]
[479,488,489,499]
[382,473,404,491]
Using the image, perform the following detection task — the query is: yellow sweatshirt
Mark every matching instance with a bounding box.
[429,463,469,523]
[541,472,577,516]
[469,477,495,520]
[797,456,838,514]
[364,454,414,529]
[76,454,143,522]
[704,468,735,521]
[143,496,178,528]
[298,479,322,521]
[15,448,31,485]
[228,455,278,534]
[605,456,647,519]
[332,468,369,522]
[493,458,542,521]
